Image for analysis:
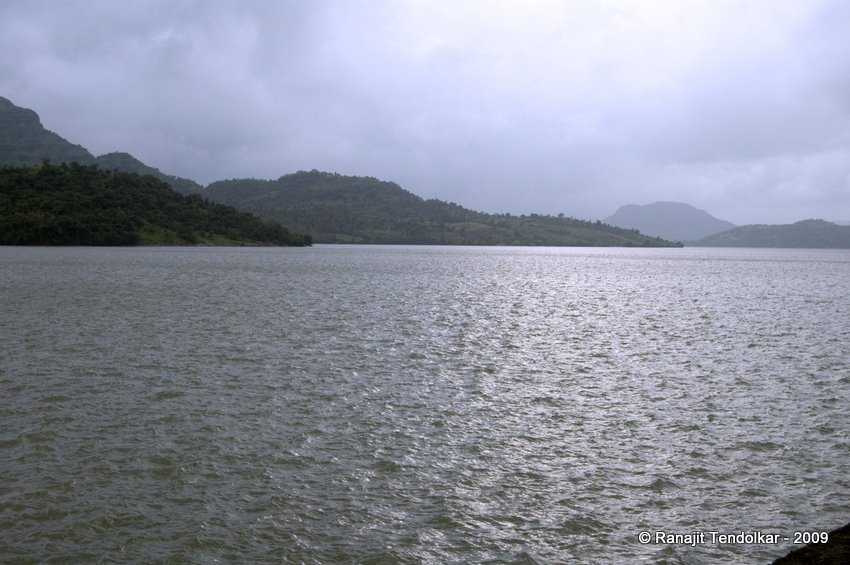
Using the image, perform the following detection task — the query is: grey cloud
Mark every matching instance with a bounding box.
[1,0,848,223]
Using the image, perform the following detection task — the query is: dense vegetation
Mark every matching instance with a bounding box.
[94,152,202,194]
[0,96,200,194]
[206,171,679,246]
[693,219,850,248]
[0,163,311,246]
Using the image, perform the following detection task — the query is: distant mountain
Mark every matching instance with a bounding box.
[0,163,310,246]
[0,95,679,247]
[694,219,850,248]
[0,96,95,166]
[0,96,200,194]
[605,201,735,242]
[205,170,680,246]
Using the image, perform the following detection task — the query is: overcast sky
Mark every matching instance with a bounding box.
[2,0,849,223]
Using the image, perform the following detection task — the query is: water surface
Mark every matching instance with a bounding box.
[1,245,849,563]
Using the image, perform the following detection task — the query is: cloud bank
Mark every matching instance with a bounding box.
[2,0,849,223]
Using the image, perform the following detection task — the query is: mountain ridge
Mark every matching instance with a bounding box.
[205,170,680,246]
[94,152,202,194]
[605,201,735,242]
[693,219,850,248]
[0,96,96,167]
[0,96,201,194]
[0,95,677,246]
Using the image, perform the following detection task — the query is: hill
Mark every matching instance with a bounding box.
[95,152,202,194]
[0,163,310,246]
[205,171,680,246]
[0,96,200,194]
[605,201,735,242]
[0,96,681,247]
[694,219,850,248]
[0,96,95,166]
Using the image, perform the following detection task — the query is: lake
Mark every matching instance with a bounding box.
[1,245,848,563]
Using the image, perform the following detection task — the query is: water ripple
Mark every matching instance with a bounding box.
[1,245,849,563]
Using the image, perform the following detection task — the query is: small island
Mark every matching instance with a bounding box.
[0,163,311,246]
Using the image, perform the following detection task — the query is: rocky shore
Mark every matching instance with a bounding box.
[772,523,850,564]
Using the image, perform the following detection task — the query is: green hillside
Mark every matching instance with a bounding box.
[95,152,202,194]
[0,163,310,246]
[0,96,95,167]
[0,96,200,194]
[206,170,679,246]
[1,95,677,247]
[694,219,850,248]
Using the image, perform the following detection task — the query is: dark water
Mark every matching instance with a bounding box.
[1,245,849,564]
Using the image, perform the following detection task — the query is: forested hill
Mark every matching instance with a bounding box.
[693,219,850,248]
[205,171,679,246]
[0,164,311,246]
[1,95,677,246]
[94,152,202,194]
[0,96,201,194]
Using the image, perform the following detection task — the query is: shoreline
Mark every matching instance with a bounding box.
[772,523,850,564]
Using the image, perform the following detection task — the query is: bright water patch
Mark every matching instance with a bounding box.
[1,245,849,563]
